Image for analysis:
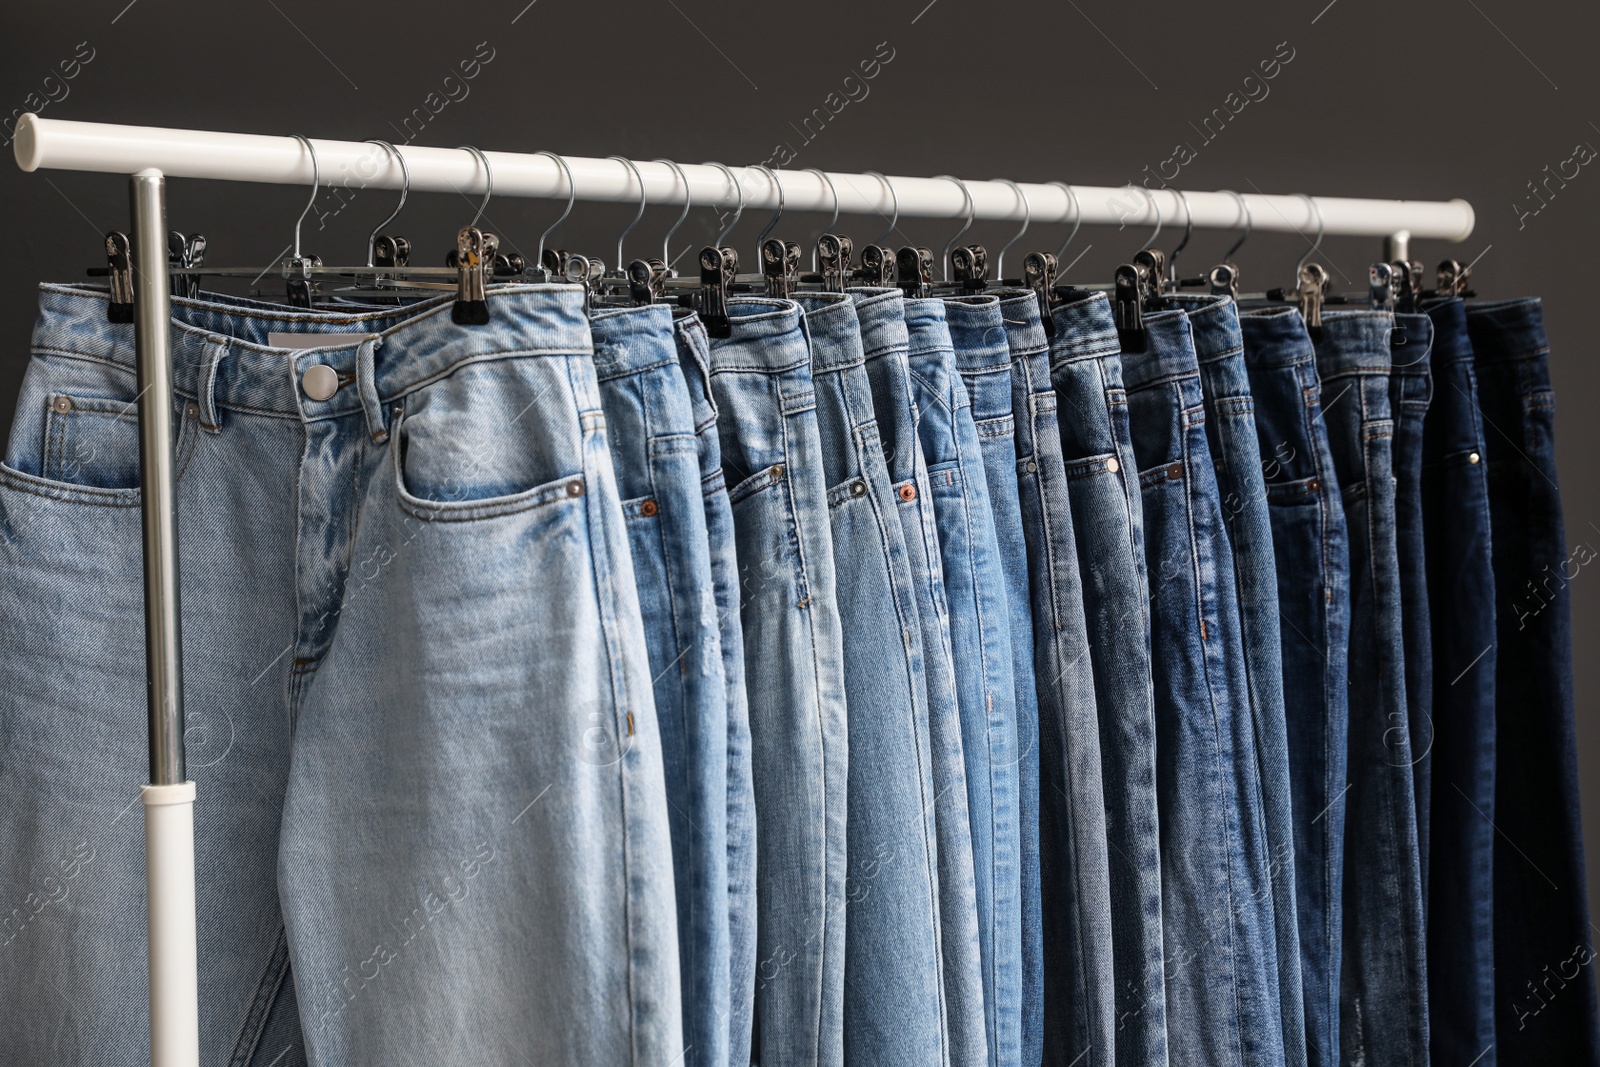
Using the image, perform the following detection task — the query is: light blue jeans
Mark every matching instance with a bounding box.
[592,303,730,1067]
[710,297,850,1067]
[0,283,684,1066]
[794,291,949,1067]
[907,296,1022,1067]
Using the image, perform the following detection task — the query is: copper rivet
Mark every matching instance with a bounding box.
[1169,463,1183,478]
[52,396,72,413]
[567,481,584,497]
[641,499,658,517]
[1106,456,1120,474]
[1308,478,1320,491]
[1468,452,1481,464]
[899,484,916,501]
[770,464,784,478]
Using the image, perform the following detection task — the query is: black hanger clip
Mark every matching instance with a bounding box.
[1208,263,1240,300]
[628,258,668,306]
[817,233,854,293]
[856,244,896,288]
[1436,258,1473,299]
[699,245,738,338]
[1024,251,1058,337]
[104,231,135,324]
[167,231,205,300]
[372,234,411,273]
[896,246,935,298]
[1132,249,1167,310]
[1369,262,1395,310]
[951,244,989,295]
[763,238,801,298]
[283,252,321,310]
[451,226,497,325]
[1113,263,1145,348]
[1296,263,1329,330]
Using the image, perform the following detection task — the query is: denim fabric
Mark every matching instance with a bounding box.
[906,296,1022,1067]
[851,287,988,1067]
[993,289,1115,1067]
[1467,298,1600,1064]
[1046,290,1168,1067]
[1417,298,1496,1067]
[710,298,850,1067]
[1173,293,1306,1067]
[1389,312,1435,892]
[1238,306,1350,1067]
[1314,310,1428,1067]
[793,292,948,1067]
[593,304,730,1067]
[0,284,686,1066]
[1127,306,1283,1067]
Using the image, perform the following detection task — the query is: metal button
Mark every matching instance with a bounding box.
[51,395,73,413]
[301,364,339,401]
[640,499,659,517]
[1468,451,1481,464]
[1105,456,1120,474]
[184,402,200,421]
[1025,460,1037,473]
[850,480,867,497]
[566,480,584,497]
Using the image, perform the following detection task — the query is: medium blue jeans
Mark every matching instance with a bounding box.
[1238,306,1350,1067]
[852,286,988,1067]
[1388,312,1434,893]
[1046,289,1168,1067]
[711,297,850,1067]
[674,311,760,1067]
[794,291,949,1067]
[1417,297,1496,1067]
[593,303,731,1067]
[1172,293,1306,1067]
[1127,307,1283,1067]
[993,289,1115,1067]
[1314,310,1427,1067]
[907,295,1022,1067]
[0,284,685,1066]
[1468,298,1600,1064]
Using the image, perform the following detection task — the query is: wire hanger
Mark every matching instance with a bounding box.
[807,168,841,274]
[994,178,1031,282]
[753,165,803,297]
[364,139,410,273]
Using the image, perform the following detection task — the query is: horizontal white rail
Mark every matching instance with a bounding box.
[14,114,1474,241]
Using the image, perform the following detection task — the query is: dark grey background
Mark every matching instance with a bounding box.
[1,1,1595,906]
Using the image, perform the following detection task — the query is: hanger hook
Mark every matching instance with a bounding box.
[995,179,1031,280]
[754,165,784,261]
[865,171,899,246]
[289,134,320,261]
[655,158,693,270]
[935,175,976,282]
[704,162,745,246]
[533,150,576,267]
[457,145,493,228]
[1129,184,1162,254]
[607,155,647,269]
[806,167,840,272]
[1168,189,1194,277]
[1049,181,1084,266]
[1294,193,1325,282]
[362,140,409,269]
[1219,189,1252,262]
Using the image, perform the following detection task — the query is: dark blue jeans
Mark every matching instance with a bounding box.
[1389,312,1435,892]
[1047,289,1169,1067]
[1467,298,1600,1064]
[1417,297,1496,1066]
[1239,305,1350,1067]
[1127,307,1283,1067]
[949,294,1039,1067]
[1315,310,1428,1067]
[1173,293,1306,1067]
[993,289,1115,1067]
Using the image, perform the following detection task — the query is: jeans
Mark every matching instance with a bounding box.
[992,289,1115,1067]
[852,287,988,1067]
[1389,312,1435,892]
[1238,306,1350,1067]
[673,311,760,1067]
[0,284,685,1066]
[1173,293,1306,1067]
[1046,289,1168,1067]
[1417,297,1495,1067]
[1314,310,1428,1067]
[794,292,948,1067]
[711,298,850,1067]
[1467,298,1600,1064]
[1127,306,1283,1067]
[948,294,1041,1066]
[593,303,730,1067]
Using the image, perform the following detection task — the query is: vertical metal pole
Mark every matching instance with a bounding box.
[130,168,200,1067]
[1383,229,1411,264]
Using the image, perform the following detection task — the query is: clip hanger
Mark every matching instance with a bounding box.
[896,246,935,298]
[105,231,135,323]
[699,245,738,338]
[1024,250,1058,331]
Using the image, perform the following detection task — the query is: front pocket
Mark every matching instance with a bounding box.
[36,391,197,493]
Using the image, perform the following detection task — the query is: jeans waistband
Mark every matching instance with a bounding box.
[1238,305,1316,370]
[943,296,1011,375]
[1421,298,1474,368]
[589,303,678,380]
[991,289,1048,357]
[1122,307,1200,390]
[1314,310,1396,375]
[903,298,951,358]
[793,293,866,372]
[1166,293,1244,364]
[1390,312,1434,374]
[32,283,595,426]
[1465,297,1548,363]
[848,287,909,359]
[1046,290,1120,364]
[673,314,718,434]
[716,298,810,370]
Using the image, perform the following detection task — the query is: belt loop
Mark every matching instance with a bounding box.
[355,335,389,443]
[197,339,227,434]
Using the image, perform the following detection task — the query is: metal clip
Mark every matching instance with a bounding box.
[628,258,668,306]
[896,246,935,298]
[373,234,411,271]
[284,252,321,310]
[1113,263,1144,342]
[1023,251,1057,337]
[105,231,135,324]
[1132,248,1167,310]
[167,232,205,299]
[762,238,801,297]
[1369,262,1395,310]
[857,244,896,287]
[951,244,989,294]
[1208,263,1240,300]
[1296,262,1329,329]
[699,245,738,339]
[817,233,854,293]
[452,226,497,325]
[1436,258,1471,298]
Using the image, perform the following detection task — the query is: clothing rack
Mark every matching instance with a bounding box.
[10,112,1475,1067]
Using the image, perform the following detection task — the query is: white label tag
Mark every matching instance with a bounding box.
[267,332,362,349]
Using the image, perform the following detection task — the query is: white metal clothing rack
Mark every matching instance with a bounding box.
[11,113,1474,1067]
